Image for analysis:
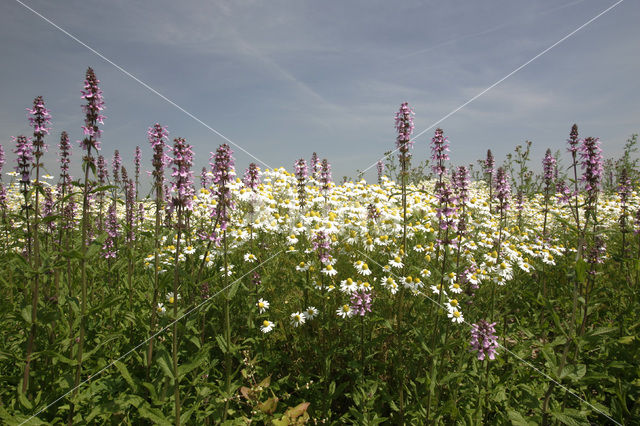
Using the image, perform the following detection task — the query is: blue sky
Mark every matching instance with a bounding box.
[1,0,638,187]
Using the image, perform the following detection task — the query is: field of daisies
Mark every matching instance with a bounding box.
[1,68,639,425]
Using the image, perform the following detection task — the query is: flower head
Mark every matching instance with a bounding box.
[430,128,450,177]
[543,148,556,192]
[395,102,415,163]
[169,137,195,212]
[243,163,261,190]
[350,290,373,316]
[80,67,105,152]
[470,319,499,361]
[210,144,236,229]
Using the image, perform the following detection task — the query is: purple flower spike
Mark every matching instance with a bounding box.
[494,167,511,213]
[243,163,261,190]
[567,124,579,155]
[148,123,169,191]
[484,150,495,176]
[470,319,499,361]
[169,137,195,212]
[59,132,72,188]
[395,102,415,163]
[0,144,5,177]
[350,290,373,316]
[210,144,235,230]
[312,231,331,265]
[80,67,105,153]
[319,159,332,194]
[376,160,384,184]
[14,135,33,191]
[579,137,603,197]
[543,148,556,192]
[102,201,119,259]
[112,149,121,184]
[27,96,51,161]
[310,152,320,180]
[294,158,307,207]
[430,128,450,177]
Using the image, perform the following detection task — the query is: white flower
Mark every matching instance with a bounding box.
[156,303,166,315]
[260,320,275,333]
[420,269,431,278]
[295,261,309,272]
[244,253,257,263]
[257,298,269,314]
[444,298,460,313]
[340,278,358,294]
[388,255,403,268]
[321,264,338,276]
[166,292,181,304]
[303,306,319,320]
[336,304,353,318]
[290,311,306,327]
[287,234,299,245]
[184,245,196,255]
[449,282,463,294]
[447,308,464,323]
[430,283,446,295]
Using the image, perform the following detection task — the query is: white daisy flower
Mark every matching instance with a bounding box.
[156,303,166,315]
[447,308,464,323]
[321,264,337,276]
[166,292,181,304]
[388,255,403,268]
[244,253,257,263]
[449,282,463,294]
[303,306,319,320]
[290,311,306,327]
[257,298,269,314]
[287,234,299,245]
[260,320,275,333]
[184,245,196,255]
[336,304,353,318]
[340,278,358,294]
[445,298,460,313]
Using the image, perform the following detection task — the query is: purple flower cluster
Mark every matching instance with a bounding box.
[80,67,105,153]
[367,203,380,221]
[125,179,135,242]
[395,102,415,164]
[59,132,72,188]
[618,168,632,203]
[112,150,121,185]
[319,159,331,194]
[555,179,571,204]
[580,137,603,209]
[14,135,33,192]
[435,182,457,235]
[543,148,556,192]
[470,319,499,361]
[27,96,51,162]
[243,163,261,191]
[210,144,235,230]
[376,160,384,184]
[586,235,606,267]
[43,187,56,233]
[567,124,580,155]
[350,290,373,316]
[148,123,169,192]
[311,230,331,264]
[452,166,470,204]
[430,128,450,177]
[169,137,195,212]
[310,152,320,180]
[484,149,495,176]
[200,167,211,189]
[294,158,307,207]
[102,201,119,259]
[0,144,5,178]
[494,167,511,214]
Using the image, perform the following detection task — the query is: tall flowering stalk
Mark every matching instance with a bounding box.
[73,67,105,410]
[243,163,261,191]
[125,178,136,307]
[618,168,632,259]
[294,159,307,210]
[376,160,384,185]
[134,146,141,200]
[96,155,107,231]
[168,137,194,425]
[102,201,119,259]
[484,150,495,214]
[470,320,499,361]
[112,149,121,188]
[567,124,581,226]
[393,102,413,421]
[146,123,168,377]
[542,149,556,241]
[0,144,7,251]
[319,158,332,203]
[209,143,235,421]
[310,152,320,180]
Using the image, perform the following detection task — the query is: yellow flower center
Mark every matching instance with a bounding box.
[263,320,270,327]
[169,297,175,304]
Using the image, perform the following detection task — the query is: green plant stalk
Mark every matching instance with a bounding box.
[222,228,231,421]
[147,182,163,378]
[172,205,183,426]
[23,147,43,395]
[397,151,408,423]
[70,145,94,424]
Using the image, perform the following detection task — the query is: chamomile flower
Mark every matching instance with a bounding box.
[295,261,310,272]
[420,269,431,278]
[336,304,353,318]
[430,283,446,295]
[388,255,403,268]
[260,320,275,333]
[303,306,319,320]
[340,278,358,294]
[321,264,338,276]
[445,298,460,313]
[156,303,166,315]
[290,311,306,327]
[447,308,464,323]
[244,253,257,263]
[184,245,196,255]
[166,292,181,304]
[287,234,299,245]
[257,298,270,314]
[449,282,463,294]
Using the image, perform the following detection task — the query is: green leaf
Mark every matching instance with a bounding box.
[21,305,33,325]
[258,396,278,415]
[550,409,588,426]
[114,360,138,393]
[157,354,174,383]
[284,401,310,419]
[507,409,534,426]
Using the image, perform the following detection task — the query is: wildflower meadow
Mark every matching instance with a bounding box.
[2,68,640,425]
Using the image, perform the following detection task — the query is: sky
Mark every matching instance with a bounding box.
[1,0,639,189]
